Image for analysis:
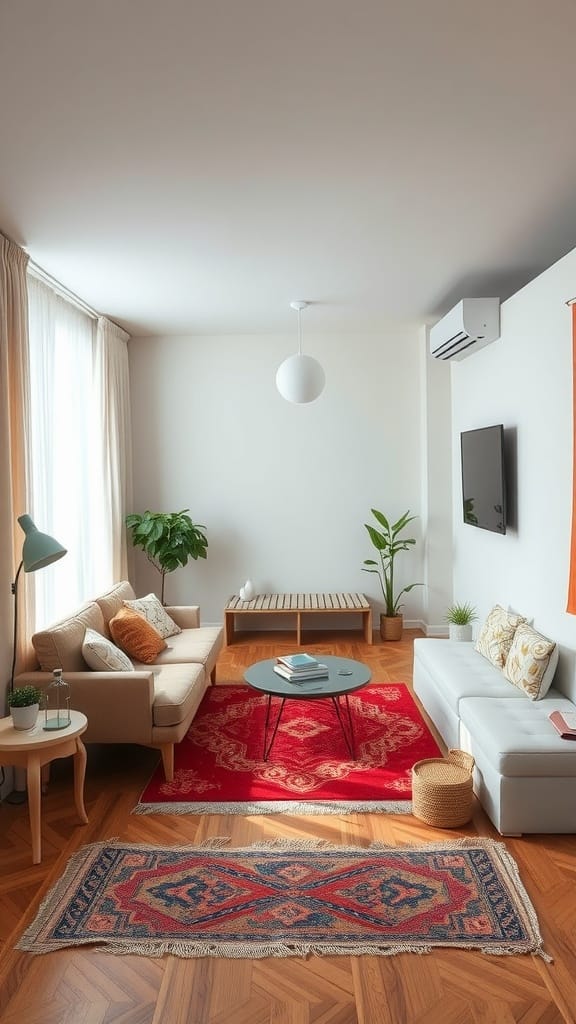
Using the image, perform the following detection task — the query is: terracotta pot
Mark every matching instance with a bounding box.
[380,614,403,641]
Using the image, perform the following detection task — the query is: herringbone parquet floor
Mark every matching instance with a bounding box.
[0,630,574,1023]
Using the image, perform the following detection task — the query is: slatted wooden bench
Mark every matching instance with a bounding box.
[224,592,373,646]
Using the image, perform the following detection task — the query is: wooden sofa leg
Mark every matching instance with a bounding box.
[159,743,174,782]
[210,666,216,685]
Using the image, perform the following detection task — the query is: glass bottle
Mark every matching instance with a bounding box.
[44,668,71,731]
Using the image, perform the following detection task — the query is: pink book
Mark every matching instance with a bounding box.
[549,710,576,740]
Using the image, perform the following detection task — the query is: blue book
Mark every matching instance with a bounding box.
[276,653,319,670]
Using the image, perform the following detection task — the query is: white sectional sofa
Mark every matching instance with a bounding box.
[413,636,576,835]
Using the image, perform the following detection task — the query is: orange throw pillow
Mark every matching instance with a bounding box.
[109,606,167,664]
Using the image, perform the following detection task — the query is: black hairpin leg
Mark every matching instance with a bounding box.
[263,695,286,760]
[331,694,357,759]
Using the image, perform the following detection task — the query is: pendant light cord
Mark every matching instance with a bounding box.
[298,306,302,356]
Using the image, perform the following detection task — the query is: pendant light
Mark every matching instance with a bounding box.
[276,301,325,404]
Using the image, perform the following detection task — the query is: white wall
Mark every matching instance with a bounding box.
[129,327,445,629]
[451,247,576,698]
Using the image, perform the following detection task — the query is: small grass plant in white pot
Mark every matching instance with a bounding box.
[445,602,478,642]
[7,685,43,730]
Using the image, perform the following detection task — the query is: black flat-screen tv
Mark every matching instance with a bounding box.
[460,425,506,534]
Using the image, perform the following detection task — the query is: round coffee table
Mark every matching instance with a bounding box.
[244,655,371,760]
[0,710,89,864]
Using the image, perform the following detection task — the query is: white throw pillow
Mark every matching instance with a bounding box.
[82,628,134,672]
[503,622,558,700]
[123,592,182,639]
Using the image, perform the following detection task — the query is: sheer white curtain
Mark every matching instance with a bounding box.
[27,278,110,625]
[95,316,133,582]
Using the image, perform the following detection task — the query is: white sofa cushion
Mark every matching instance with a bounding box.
[459,694,576,776]
[413,638,525,715]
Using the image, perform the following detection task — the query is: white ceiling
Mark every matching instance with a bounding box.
[2,0,576,336]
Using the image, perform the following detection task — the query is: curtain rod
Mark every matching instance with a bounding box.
[1,228,122,325]
[28,261,100,320]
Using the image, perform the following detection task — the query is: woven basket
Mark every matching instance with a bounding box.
[412,749,475,828]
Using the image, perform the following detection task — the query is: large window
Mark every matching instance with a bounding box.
[27,277,113,626]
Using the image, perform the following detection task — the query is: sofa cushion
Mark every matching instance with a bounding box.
[474,605,526,668]
[123,593,182,639]
[95,580,136,633]
[32,602,106,671]
[459,694,576,776]
[82,628,134,672]
[109,607,167,664]
[503,622,558,700]
[133,626,224,668]
[413,638,525,715]
[152,663,206,727]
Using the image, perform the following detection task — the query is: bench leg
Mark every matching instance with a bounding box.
[364,608,373,644]
[225,611,235,646]
[296,612,302,646]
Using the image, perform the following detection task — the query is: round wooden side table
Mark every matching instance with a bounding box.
[0,710,89,863]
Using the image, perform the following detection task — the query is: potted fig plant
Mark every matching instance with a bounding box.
[125,509,208,604]
[445,601,477,641]
[7,685,43,730]
[362,508,423,640]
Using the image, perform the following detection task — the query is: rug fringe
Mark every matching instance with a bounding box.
[132,799,413,816]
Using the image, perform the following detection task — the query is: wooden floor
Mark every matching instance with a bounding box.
[0,630,575,1024]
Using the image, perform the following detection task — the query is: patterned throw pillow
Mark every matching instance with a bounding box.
[109,607,167,664]
[504,622,558,700]
[474,604,526,669]
[123,593,181,639]
[82,628,134,672]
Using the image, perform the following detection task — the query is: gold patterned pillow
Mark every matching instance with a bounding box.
[474,604,526,668]
[503,623,558,700]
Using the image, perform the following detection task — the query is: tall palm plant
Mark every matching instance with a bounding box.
[362,508,422,616]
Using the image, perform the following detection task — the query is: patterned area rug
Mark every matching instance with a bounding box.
[17,838,550,961]
[135,684,442,814]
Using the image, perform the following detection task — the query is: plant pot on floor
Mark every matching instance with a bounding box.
[10,703,40,731]
[449,623,473,642]
[380,614,403,641]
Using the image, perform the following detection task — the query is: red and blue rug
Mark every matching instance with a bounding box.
[135,683,442,814]
[17,838,550,960]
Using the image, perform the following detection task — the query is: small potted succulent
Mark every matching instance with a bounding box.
[7,685,43,730]
[445,602,478,642]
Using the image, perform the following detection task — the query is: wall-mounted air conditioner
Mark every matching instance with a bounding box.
[429,298,500,361]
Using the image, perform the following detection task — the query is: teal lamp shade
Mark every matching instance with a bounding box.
[18,514,67,571]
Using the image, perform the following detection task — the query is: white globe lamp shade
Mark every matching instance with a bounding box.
[276,354,325,404]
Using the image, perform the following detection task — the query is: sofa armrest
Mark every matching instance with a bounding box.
[13,670,155,745]
[165,605,200,629]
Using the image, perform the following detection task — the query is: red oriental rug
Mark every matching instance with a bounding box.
[17,838,550,960]
[135,683,442,814]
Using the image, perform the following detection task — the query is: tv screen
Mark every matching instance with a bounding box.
[460,425,506,534]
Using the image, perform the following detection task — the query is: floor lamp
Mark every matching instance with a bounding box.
[7,515,67,804]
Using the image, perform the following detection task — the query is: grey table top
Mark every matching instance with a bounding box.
[244,655,371,699]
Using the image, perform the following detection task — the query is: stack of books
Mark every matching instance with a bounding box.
[273,653,329,682]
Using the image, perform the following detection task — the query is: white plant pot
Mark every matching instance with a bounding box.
[449,623,473,642]
[11,703,40,730]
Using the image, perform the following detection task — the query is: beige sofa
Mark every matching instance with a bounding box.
[15,581,224,781]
